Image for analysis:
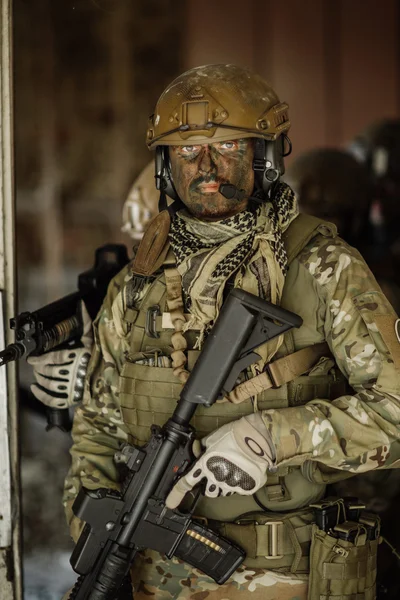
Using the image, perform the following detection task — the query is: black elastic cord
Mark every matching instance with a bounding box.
[250,139,268,206]
[253,491,271,512]
[158,187,168,213]
[282,134,292,157]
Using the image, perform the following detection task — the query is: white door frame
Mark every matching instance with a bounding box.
[0,0,22,598]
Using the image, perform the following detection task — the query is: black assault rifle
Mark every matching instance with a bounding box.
[68,289,303,600]
[0,244,129,431]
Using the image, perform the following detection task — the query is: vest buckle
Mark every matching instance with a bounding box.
[234,517,284,559]
[145,305,161,338]
[264,362,279,388]
[260,520,284,559]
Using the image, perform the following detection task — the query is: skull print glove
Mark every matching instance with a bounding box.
[166,412,276,509]
[27,301,93,409]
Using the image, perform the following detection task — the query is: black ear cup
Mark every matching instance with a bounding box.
[252,138,287,199]
[155,146,164,191]
[155,146,179,201]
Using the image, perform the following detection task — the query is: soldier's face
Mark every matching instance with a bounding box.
[169,138,255,220]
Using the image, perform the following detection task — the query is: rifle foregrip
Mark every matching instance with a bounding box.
[174,521,245,585]
[46,407,71,432]
[68,570,132,600]
[85,546,133,600]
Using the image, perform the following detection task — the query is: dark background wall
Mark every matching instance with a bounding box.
[14,0,400,306]
[184,0,400,155]
[15,0,184,305]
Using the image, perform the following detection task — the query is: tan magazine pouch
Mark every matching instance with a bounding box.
[308,524,378,599]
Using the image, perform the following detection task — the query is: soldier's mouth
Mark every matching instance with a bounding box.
[199,183,220,193]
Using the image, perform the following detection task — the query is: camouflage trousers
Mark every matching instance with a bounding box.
[130,550,308,600]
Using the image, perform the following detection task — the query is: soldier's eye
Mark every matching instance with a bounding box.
[180,145,201,154]
[219,141,238,151]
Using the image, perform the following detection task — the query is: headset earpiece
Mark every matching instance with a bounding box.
[155,146,179,201]
[252,137,288,198]
[155,146,164,191]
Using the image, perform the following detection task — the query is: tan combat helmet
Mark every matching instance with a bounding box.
[121,162,158,240]
[146,64,290,148]
[146,64,291,202]
[134,66,290,274]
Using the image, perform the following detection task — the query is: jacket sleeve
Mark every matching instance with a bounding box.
[262,236,400,473]
[63,268,140,541]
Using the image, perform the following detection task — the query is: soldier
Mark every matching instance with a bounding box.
[27,162,158,417]
[284,147,400,316]
[284,147,372,248]
[121,161,159,242]
[63,65,400,599]
[349,119,400,244]
[349,120,400,314]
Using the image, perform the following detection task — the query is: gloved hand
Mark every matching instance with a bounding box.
[166,412,276,509]
[27,302,93,409]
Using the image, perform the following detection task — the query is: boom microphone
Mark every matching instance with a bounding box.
[219,183,246,201]
[219,183,266,205]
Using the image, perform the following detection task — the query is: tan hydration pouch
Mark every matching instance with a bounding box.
[308,523,379,600]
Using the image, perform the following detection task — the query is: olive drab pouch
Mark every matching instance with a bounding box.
[308,521,379,600]
[118,355,283,446]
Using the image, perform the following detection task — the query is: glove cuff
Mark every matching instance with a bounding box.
[243,412,276,466]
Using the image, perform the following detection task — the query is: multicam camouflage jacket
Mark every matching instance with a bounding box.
[63,221,400,593]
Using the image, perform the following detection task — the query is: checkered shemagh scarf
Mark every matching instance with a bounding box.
[168,181,298,363]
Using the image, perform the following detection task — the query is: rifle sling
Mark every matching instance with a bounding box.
[226,342,331,404]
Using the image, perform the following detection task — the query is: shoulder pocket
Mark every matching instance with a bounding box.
[353,291,400,394]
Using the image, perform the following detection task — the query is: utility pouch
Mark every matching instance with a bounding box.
[308,522,379,600]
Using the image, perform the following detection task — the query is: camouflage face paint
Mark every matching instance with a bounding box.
[169,138,255,220]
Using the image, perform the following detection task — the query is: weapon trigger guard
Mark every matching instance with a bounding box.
[184,484,203,515]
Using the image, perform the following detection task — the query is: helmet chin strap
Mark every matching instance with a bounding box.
[155,146,184,217]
